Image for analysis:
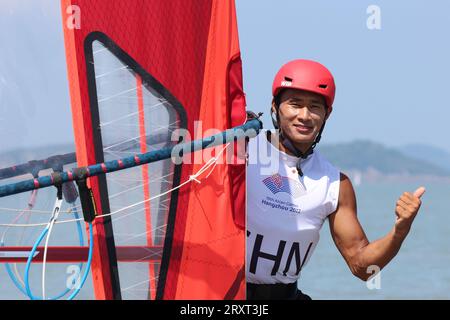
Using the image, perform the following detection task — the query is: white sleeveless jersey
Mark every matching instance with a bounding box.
[246,131,340,284]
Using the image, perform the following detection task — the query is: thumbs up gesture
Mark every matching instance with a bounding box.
[394,187,426,237]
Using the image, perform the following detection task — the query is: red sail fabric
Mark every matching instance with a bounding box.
[61,0,246,299]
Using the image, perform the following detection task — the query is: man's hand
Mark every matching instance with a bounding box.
[394,187,426,238]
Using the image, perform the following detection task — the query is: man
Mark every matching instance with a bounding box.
[246,59,425,300]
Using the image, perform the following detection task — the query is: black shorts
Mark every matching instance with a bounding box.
[247,282,312,300]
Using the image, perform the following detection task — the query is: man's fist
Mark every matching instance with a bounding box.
[394,187,425,237]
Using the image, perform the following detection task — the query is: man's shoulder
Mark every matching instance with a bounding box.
[313,150,341,181]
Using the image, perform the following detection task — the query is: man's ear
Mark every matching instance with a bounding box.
[271,99,277,114]
[271,100,280,129]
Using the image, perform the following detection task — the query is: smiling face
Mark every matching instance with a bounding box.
[272,88,329,153]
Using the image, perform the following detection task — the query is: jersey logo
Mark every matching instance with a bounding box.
[262,173,305,198]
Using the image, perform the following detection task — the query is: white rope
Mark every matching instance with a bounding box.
[42,197,63,300]
[100,144,230,219]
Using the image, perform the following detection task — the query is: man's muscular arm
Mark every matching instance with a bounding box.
[328,173,425,281]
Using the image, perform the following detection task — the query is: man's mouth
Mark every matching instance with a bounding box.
[293,124,313,134]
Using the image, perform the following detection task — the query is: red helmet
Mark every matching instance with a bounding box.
[272,59,336,111]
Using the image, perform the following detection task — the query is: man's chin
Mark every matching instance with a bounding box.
[286,133,315,145]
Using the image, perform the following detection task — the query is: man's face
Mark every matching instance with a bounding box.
[272,89,328,146]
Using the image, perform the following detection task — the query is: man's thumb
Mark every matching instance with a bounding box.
[413,186,426,199]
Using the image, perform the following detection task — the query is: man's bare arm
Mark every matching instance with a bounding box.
[328,173,425,281]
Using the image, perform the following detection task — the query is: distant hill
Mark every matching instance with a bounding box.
[318,140,450,177]
[398,144,450,172]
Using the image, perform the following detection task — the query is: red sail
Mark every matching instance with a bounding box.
[61,0,246,299]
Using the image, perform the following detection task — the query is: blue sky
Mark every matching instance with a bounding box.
[0,0,70,153]
[0,0,449,153]
[236,0,450,152]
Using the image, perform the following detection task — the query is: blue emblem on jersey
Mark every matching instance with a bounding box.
[262,173,305,198]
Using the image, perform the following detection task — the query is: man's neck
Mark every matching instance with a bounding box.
[269,131,313,157]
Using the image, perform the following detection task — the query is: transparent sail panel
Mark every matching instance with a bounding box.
[92,40,181,299]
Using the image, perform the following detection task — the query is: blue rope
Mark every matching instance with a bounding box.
[2,206,85,299]
[23,221,93,300]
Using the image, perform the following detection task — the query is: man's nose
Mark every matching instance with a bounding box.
[296,106,311,121]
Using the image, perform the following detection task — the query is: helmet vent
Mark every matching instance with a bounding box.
[318,84,328,89]
[284,76,293,82]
